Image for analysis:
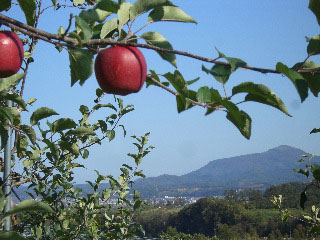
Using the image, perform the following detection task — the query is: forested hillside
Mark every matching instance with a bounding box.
[135,182,320,239]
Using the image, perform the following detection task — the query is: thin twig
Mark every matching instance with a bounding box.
[40,4,84,15]
[62,14,73,38]
[148,75,178,96]
[131,21,151,37]
[222,83,228,98]
[296,52,316,72]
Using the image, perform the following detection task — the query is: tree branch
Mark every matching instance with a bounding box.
[147,75,221,110]
[1,13,319,75]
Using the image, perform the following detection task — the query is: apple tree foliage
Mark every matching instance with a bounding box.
[272,128,320,238]
[0,0,319,239]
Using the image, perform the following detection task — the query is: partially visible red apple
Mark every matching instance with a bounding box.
[0,31,24,78]
[94,46,147,96]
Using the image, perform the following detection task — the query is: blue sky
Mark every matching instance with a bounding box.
[6,1,320,182]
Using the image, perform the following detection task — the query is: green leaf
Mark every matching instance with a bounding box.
[0,93,26,110]
[66,127,96,136]
[102,189,111,200]
[197,86,221,103]
[311,164,320,180]
[202,64,231,84]
[94,0,119,12]
[98,120,108,133]
[197,86,211,103]
[300,73,320,97]
[62,220,69,229]
[309,0,320,25]
[35,226,42,239]
[73,0,85,6]
[186,77,200,86]
[215,48,247,71]
[0,189,5,212]
[276,62,309,102]
[30,107,59,126]
[59,141,79,156]
[281,213,289,222]
[133,189,140,201]
[146,70,169,87]
[221,100,241,123]
[227,111,252,139]
[0,73,25,92]
[224,103,251,139]
[79,8,112,23]
[148,6,196,23]
[96,88,104,98]
[232,82,291,116]
[52,118,77,133]
[68,48,94,86]
[307,35,320,55]
[82,149,89,159]
[141,31,176,67]
[118,2,132,30]
[0,107,21,125]
[20,125,36,145]
[17,135,28,157]
[43,139,59,161]
[205,107,216,116]
[0,125,8,150]
[130,0,175,20]
[310,128,320,134]
[0,0,11,12]
[75,16,92,42]
[226,57,247,72]
[294,168,309,178]
[119,124,127,137]
[176,95,185,113]
[93,103,117,111]
[0,200,54,220]
[0,231,27,240]
[23,51,32,59]
[68,32,82,47]
[176,94,194,113]
[215,48,226,58]
[163,70,186,95]
[51,0,57,9]
[100,18,118,38]
[80,105,89,115]
[300,191,307,209]
[106,130,115,141]
[293,61,320,97]
[17,0,36,26]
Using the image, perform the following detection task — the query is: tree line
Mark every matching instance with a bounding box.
[135,181,320,239]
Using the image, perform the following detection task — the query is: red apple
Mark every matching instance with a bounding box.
[0,31,24,78]
[94,46,147,96]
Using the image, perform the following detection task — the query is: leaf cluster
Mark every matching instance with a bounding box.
[0,73,152,238]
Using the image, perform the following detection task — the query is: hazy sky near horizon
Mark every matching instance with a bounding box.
[6,1,320,183]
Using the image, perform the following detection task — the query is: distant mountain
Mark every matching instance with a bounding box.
[14,145,318,200]
[132,145,317,198]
